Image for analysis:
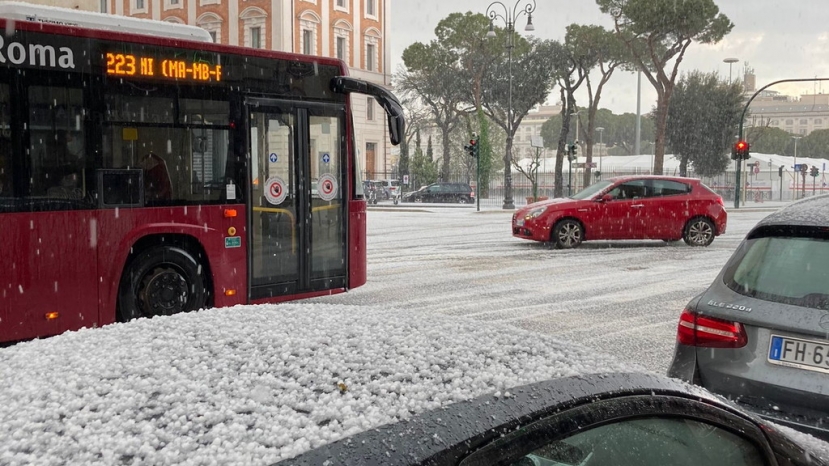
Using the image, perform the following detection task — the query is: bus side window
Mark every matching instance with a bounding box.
[0,138,9,198]
[27,85,88,205]
[140,152,173,201]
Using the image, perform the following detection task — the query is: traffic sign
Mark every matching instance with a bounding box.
[318,174,338,201]
[753,165,760,175]
[264,176,287,205]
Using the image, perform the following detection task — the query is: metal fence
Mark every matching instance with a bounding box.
[369,165,827,208]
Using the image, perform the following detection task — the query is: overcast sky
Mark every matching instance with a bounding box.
[390,0,829,115]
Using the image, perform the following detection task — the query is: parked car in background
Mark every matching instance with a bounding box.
[377,179,400,199]
[363,180,386,202]
[402,181,474,204]
[669,195,829,441]
[512,176,727,249]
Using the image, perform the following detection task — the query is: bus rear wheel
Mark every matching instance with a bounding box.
[118,246,208,321]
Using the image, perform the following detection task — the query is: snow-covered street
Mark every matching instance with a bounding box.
[4,202,825,466]
[309,205,778,373]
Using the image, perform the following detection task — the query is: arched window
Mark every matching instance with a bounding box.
[197,13,223,43]
[364,27,381,72]
[240,7,268,49]
[299,11,321,55]
[333,20,352,63]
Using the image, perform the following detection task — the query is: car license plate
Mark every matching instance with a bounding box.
[768,334,829,374]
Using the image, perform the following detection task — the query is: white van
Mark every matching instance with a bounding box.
[378,179,401,198]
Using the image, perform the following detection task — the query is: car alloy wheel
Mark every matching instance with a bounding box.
[683,217,715,247]
[554,219,583,249]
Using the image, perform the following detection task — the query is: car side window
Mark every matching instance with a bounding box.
[518,417,765,466]
[459,394,774,466]
[651,180,691,197]
[608,181,647,200]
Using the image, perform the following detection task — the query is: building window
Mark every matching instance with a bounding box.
[366,0,376,17]
[367,97,374,121]
[366,43,375,71]
[786,119,793,125]
[800,119,808,125]
[100,0,107,13]
[200,0,220,5]
[336,36,346,60]
[771,120,778,125]
[299,13,320,57]
[816,119,823,125]
[136,0,144,9]
[165,0,182,10]
[302,29,313,55]
[197,13,222,43]
[800,129,807,135]
[251,27,261,49]
[335,0,348,10]
[241,7,267,48]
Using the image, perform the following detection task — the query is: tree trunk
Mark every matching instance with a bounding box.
[555,90,574,198]
[653,88,672,175]
[583,109,596,187]
[441,125,452,181]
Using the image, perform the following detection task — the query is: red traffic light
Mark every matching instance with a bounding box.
[736,140,748,151]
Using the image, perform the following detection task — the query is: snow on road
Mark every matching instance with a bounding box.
[309,206,776,373]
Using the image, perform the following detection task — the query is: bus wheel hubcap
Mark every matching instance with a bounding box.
[141,267,188,316]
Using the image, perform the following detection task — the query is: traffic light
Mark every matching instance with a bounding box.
[464,133,479,158]
[810,166,820,178]
[732,140,750,160]
[778,165,784,177]
[567,143,578,162]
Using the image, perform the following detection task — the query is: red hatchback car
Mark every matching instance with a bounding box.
[512,176,727,249]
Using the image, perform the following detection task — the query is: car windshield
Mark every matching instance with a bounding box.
[570,180,613,200]
[723,232,829,310]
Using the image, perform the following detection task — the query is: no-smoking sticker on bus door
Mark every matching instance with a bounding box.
[317,174,338,201]
[264,176,287,205]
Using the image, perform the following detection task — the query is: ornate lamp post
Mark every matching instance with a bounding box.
[486,0,536,210]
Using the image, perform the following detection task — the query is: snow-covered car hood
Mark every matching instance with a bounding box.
[0,304,637,465]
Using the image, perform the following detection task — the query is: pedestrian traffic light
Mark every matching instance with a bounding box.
[778,165,784,177]
[810,166,820,177]
[732,140,749,160]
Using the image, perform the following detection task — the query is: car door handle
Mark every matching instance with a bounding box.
[578,208,589,212]
[631,204,644,208]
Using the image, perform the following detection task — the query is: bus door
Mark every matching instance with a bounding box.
[247,99,347,299]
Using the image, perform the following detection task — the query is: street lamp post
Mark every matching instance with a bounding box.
[486,0,536,210]
[724,57,739,83]
[596,126,604,179]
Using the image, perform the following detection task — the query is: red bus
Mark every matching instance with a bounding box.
[0,5,403,343]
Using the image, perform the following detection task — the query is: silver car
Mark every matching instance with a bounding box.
[669,195,829,440]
